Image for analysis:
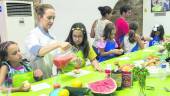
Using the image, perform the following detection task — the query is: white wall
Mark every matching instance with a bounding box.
[143,0,170,37]
[41,0,118,42]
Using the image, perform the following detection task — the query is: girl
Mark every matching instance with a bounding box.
[65,22,102,72]
[90,6,113,54]
[24,4,70,78]
[123,22,144,53]
[97,23,123,62]
[149,24,164,46]
[0,41,42,92]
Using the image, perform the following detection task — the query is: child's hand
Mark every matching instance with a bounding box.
[34,69,43,78]
[134,34,141,41]
[112,49,123,55]
[95,66,103,72]
[18,83,31,92]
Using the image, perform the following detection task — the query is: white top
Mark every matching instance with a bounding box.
[24,26,56,78]
[123,35,137,53]
[93,19,112,47]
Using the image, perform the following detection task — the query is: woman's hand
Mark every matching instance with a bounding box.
[59,42,72,51]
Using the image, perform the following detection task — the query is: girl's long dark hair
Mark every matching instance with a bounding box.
[150,24,164,40]
[0,41,17,67]
[103,23,114,40]
[65,22,89,58]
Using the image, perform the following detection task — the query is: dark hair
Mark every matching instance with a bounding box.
[120,5,132,15]
[129,21,138,32]
[66,22,89,58]
[0,41,17,61]
[128,30,136,43]
[98,6,112,17]
[35,4,54,17]
[103,23,114,40]
[150,24,164,40]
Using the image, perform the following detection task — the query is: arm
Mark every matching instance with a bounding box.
[90,59,102,72]
[99,48,123,56]
[38,41,70,56]
[90,20,97,38]
[0,65,30,92]
[26,31,71,57]
[135,34,144,49]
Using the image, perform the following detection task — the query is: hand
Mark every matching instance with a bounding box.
[134,34,141,41]
[34,69,43,78]
[92,59,103,72]
[18,83,31,92]
[112,49,123,55]
[59,42,71,51]
[95,65,103,72]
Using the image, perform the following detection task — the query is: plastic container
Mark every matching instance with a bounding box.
[122,71,132,87]
[111,69,122,90]
[53,46,78,70]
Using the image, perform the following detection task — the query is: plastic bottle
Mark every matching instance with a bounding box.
[159,61,167,80]
[105,64,112,78]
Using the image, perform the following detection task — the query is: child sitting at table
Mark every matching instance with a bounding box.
[149,24,165,46]
[64,22,102,73]
[0,41,43,92]
[122,22,144,53]
[96,23,123,62]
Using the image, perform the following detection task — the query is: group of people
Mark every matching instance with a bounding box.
[0,3,166,93]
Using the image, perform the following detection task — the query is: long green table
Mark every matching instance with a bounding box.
[4,45,170,96]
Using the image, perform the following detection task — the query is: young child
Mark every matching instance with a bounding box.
[123,22,144,53]
[149,24,164,46]
[96,23,123,62]
[65,22,102,72]
[0,41,43,92]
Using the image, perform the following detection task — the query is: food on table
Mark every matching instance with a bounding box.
[120,64,134,72]
[23,81,31,89]
[64,86,90,96]
[58,89,69,96]
[71,79,82,88]
[88,78,117,95]
[53,83,61,89]
[73,69,80,74]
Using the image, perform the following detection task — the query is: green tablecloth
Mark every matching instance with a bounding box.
[4,45,170,96]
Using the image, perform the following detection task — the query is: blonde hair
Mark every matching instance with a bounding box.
[35,4,54,17]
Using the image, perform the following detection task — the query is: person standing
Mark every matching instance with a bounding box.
[90,6,113,54]
[114,5,132,48]
[24,4,70,79]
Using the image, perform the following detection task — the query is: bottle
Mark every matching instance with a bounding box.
[105,64,112,78]
[111,65,122,90]
[159,62,167,80]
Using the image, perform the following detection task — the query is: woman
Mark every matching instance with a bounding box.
[24,4,70,79]
[90,6,113,55]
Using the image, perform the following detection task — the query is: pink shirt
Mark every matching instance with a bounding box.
[115,17,129,47]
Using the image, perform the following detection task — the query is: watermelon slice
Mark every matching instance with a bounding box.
[88,78,117,94]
